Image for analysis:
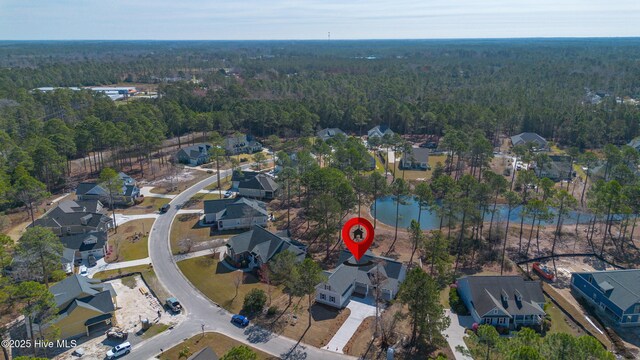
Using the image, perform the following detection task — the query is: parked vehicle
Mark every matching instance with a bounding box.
[87,255,97,267]
[165,297,182,313]
[79,265,88,276]
[159,204,170,213]
[533,262,555,281]
[231,314,249,327]
[223,190,233,198]
[106,342,131,359]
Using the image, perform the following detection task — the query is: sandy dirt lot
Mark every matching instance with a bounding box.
[55,276,184,360]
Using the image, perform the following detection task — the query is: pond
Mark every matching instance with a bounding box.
[371,196,594,230]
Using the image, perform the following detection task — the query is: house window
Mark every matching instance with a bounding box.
[493,309,498,315]
[498,318,506,325]
[324,284,331,291]
[329,296,336,303]
[320,294,326,300]
[634,305,640,314]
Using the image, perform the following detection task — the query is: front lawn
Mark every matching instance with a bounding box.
[119,197,170,215]
[177,256,278,314]
[170,214,213,254]
[108,219,155,262]
[159,332,277,360]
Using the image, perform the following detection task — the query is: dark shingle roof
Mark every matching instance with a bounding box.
[240,174,278,192]
[76,182,102,196]
[458,276,545,318]
[575,270,640,311]
[317,128,346,141]
[323,250,406,297]
[59,231,107,252]
[226,225,305,263]
[204,198,267,219]
[368,125,394,137]
[511,132,547,148]
[188,347,219,360]
[177,143,212,160]
[231,170,260,182]
[50,274,114,309]
[404,147,430,162]
[32,200,110,229]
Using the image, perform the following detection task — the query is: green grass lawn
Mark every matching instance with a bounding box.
[177,256,282,314]
[141,323,170,340]
[573,164,587,181]
[93,264,169,300]
[440,286,451,308]
[546,299,583,336]
[159,332,276,360]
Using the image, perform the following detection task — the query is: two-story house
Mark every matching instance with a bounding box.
[76,172,140,206]
[571,270,640,327]
[224,134,262,155]
[456,276,546,329]
[59,231,108,261]
[315,250,407,309]
[175,143,212,166]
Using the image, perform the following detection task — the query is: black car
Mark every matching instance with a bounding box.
[159,204,170,213]
[419,141,438,149]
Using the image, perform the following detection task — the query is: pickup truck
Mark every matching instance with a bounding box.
[165,297,182,313]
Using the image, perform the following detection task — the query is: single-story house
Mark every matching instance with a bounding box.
[76,172,140,206]
[317,128,346,142]
[368,125,394,139]
[535,155,575,182]
[224,134,262,155]
[315,250,407,309]
[510,132,548,151]
[203,197,268,230]
[32,200,113,236]
[456,276,546,329]
[233,171,279,200]
[571,270,640,327]
[225,225,305,269]
[400,147,430,170]
[188,347,219,360]
[175,143,212,166]
[60,231,108,261]
[48,275,117,339]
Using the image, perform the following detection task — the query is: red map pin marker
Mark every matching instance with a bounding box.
[342,217,375,261]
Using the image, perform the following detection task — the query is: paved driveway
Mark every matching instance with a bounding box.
[325,297,377,353]
[443,309,474,360]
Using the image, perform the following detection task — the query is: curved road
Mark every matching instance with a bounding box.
[132,165,353,359]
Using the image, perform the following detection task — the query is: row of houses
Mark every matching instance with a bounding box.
[174,134,263,166]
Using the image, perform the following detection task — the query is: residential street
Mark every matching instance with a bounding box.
[132,165,354,359]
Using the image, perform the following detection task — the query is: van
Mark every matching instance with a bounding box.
[106,342,131,359]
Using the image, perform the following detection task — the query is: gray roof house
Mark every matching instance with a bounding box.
[628,138,640,152]
[48,274,117,339]
[316,250,407,309]
[32,200,113,236]
[175,143,212,166]
[60,231,108,260]
[9,247,75,281]
[368,125,394,138]
[187,347,219,360]
[203,197,268,230]
[317,128,346,142]
[225,225,305,269]
[510,132,548,151]
[457,276,546,329]
[76,172,140,206]
[400,147,430,170]
[571,270,640,327]
[234,172,279,200]
[536,155,575,182]
[224,134,262,155]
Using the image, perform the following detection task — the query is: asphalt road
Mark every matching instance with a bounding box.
[133,165,353,359]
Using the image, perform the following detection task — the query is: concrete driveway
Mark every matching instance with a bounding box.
[443,309,474,360]
[325,297,377,354]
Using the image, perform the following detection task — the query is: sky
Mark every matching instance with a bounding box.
[1,0,639,40]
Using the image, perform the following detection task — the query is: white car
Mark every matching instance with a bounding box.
[106,342,131,359]
[79,265,88,276]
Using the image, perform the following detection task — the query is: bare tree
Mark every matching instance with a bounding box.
[233,271,243,300]
[179,238,195,254]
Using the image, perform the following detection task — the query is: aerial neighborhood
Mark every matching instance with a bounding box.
[1,39,638,360]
